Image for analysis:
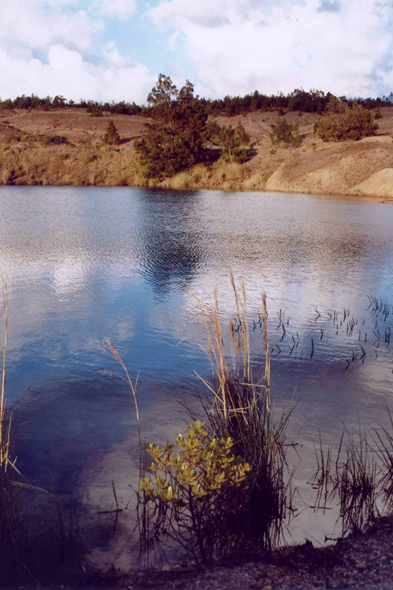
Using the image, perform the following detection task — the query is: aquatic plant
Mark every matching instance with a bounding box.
[138,274,295,563]
[0,279,24,584]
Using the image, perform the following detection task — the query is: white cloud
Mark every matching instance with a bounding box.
[150,0,393,98]
[0,0,154,102]
[0,1,102,56]
[0,44,155,103]
[167,31,181,51]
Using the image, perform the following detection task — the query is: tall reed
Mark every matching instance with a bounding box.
[312,424,381,535]
[191,274,294,551]
[138,274,295,565]
[0,279,23,581]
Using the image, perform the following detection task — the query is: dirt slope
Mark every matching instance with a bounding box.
[1,107,393,198]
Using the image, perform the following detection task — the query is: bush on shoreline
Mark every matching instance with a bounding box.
[138,280,294,564]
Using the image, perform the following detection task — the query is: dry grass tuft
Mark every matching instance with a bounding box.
[191,274,294,551]
[138,273,295,565]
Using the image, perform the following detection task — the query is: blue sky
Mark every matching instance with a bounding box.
[0,0,392,103]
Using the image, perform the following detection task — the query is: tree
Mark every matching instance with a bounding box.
[314,98,378,142]
[270,118,303,147]
[206,121,250,163]
[104,120,120,145]
[135,75,208,178]
[218,125,248,163]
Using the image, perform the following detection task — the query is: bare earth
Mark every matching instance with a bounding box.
[1,107,393,198]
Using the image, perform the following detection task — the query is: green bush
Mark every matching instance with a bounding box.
[219,124,250,163]
[207,121,250,163]
[104,121,120,145]
[140,420,251,563]
[314,99,378,141]
[270,119,303,147]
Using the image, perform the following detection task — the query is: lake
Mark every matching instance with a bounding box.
[1,185,393,563]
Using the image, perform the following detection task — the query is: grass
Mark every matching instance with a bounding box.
[312,416,393,537]
[0,139,266,190]
[136,283,393,567]
[137,274,295,564]
[191,275,295,551]
[0,278,26,585]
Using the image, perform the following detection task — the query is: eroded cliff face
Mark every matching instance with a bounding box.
[263,136,393,198]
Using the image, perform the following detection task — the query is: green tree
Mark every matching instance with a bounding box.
[104,120,120,145]
[207,122,250,163]
[314,99,378,141]
[135,75,208,178]
[270,118,303,147]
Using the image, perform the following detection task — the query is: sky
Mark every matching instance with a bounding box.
[0,0,392,104]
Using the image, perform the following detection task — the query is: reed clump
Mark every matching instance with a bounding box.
[138,275,294,564]
[0,280,23,584]
[312,413,393,536]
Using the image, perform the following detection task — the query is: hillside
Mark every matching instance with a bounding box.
[1,107,393,198]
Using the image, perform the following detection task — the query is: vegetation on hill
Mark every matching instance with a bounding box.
[104,120,120,145]
[134,75,208,178]
[0,77,392,192]
[314,98,379,142]
[206,121,251,163]
[270,118,303,147]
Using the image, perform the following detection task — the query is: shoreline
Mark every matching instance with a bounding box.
[84,516,393,590]
[0,107,392,199]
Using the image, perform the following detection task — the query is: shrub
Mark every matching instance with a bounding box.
[140,420,251,563]
[89,105,103,117]
[218,124,249,163]
[104,121,120,145]
[270,119,303,147]
[41,135,69,146]
[314,99,378,141]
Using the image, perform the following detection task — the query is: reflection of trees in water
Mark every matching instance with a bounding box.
[135,190,205,297]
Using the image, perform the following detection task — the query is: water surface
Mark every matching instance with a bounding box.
[1,186,393,556]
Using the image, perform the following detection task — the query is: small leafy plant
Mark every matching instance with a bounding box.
[140,420,251,563]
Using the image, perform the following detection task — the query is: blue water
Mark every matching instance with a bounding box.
[1,185,393,546]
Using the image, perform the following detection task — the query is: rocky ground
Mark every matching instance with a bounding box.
[1,107,393,197]
[84,517,393,590]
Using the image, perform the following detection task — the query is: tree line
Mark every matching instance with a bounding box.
[0,94,142,115]
[1,89,392,116]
